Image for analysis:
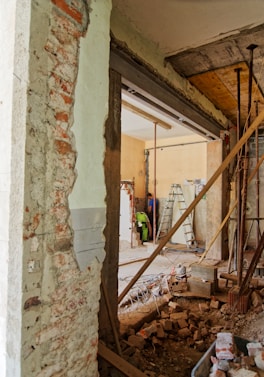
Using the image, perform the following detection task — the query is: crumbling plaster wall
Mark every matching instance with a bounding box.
[21,1,111,376]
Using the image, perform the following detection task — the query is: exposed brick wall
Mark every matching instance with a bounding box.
[22,1,101,376]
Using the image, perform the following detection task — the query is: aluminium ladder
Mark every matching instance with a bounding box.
[156,184,178,240]
[157,183,197,249]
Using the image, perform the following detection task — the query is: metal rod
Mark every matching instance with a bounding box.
[118,110,264,304]
[153,122,157,243]
[238,44,257,286]
[235,67,242,276]
[144,149,149,210]
[146,140,206,151]
[131,178,135,248]
[255,100,260,245]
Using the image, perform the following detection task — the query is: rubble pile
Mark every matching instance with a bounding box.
[119,296,264,377]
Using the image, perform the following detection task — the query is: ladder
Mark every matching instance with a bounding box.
[157,184,177,240]
[157,183,197,249]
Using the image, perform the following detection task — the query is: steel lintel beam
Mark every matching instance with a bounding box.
[110,46,226,139]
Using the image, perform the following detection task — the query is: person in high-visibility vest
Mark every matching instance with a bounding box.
[135,211,152,244]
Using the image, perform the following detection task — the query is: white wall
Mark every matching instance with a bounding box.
[0,1,30,375]
[69,1,111,269]
[69,1,111,210]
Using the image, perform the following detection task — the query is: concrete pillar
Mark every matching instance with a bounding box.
[206,140,229,260]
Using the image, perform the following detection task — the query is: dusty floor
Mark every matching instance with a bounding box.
[116,241,264,377]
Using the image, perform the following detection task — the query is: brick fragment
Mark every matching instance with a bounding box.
[127,335,145,350]
[178,328,191,338]
[156,323,166,339]
[24,296,41,310]
[178,318,188,329]
[170,311,188,321]
[162,319,173,331]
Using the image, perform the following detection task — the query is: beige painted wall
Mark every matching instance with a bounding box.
[121,134,146,198]
[146,135,207,197]
[121,134,207,198]
[121,133,208,242]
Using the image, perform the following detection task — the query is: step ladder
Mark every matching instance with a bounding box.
[157,184,178,240]
[157,183,197,249]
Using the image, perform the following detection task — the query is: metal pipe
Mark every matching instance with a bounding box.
[235,67,242,274]
[255,100,260,245]
[144,149,149,210]
[146,140,206,151]
[238,44,257,286]
[153,122,157,243]
[131,178,135,248]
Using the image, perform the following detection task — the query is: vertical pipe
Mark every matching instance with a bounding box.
[238,44,257,286]
[144,149,149,210]
[131,177,135,248]
[255,100,260,244]
[153,122,157,244]
[235,67,242,273]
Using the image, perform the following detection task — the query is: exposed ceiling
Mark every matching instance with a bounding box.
[121,90,196,141]
[112,0,264,140]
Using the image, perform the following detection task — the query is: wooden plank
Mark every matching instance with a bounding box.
[122,100,172,130]
[98,342,147,377]
[219,272,263,288]
[239,230,264,295]
[190,62,264,127]
[101,278,122,356]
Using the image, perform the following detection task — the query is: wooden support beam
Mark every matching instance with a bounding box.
[98,342,147,377]
[118,109,264,304]
[101,278,122,356]
[220,272,262,287]
[122,100,172,130]
[239,230,264,295]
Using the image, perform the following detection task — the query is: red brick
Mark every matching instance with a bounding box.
[55,112,69,122]
[55,140,73,154]
[52,0,83,24]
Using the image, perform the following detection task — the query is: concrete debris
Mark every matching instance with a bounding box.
[119,295,264,377]
[228,368,259,377]
[251,291,263,308]
[216,332,236,360]
[255,350,264,371]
